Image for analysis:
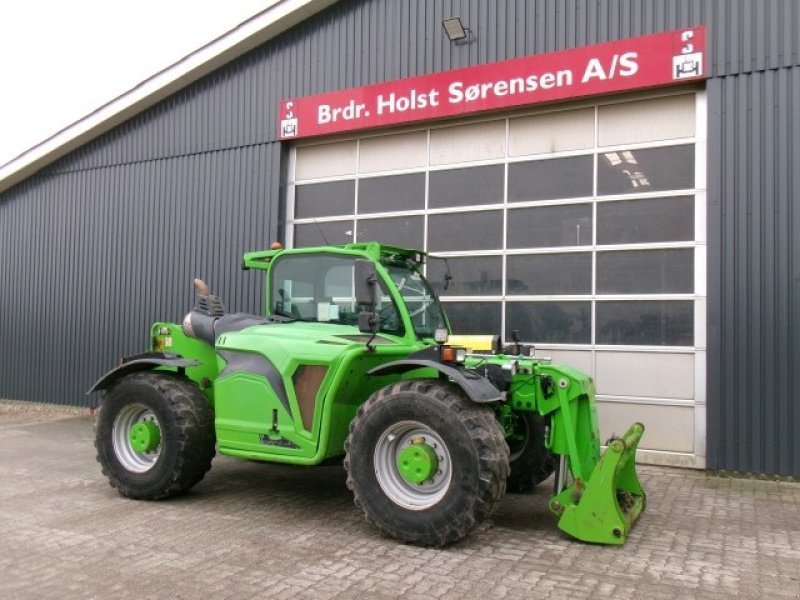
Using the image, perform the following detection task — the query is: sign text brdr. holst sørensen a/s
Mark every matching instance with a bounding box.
[279,27,706,140]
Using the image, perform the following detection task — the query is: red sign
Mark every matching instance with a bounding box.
[279,26,706,140]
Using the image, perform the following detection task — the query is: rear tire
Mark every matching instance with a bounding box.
[506,412,556,493]
[94,372,215,500]
[345,380,509,546]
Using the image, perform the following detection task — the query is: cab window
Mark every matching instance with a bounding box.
[271,254,404,335]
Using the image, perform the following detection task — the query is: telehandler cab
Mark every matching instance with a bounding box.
[89,242,645,546]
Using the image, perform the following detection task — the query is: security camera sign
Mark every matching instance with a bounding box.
[279,26,706,140]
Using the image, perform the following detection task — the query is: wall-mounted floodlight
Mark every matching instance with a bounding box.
[442,17,470,41]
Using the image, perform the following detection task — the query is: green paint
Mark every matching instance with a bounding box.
[129,421,160,453]
[396,442,438,484]
[105,242,646,545]
[550,422,646,545]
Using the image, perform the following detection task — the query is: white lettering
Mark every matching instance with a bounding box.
[508,77,525,94]
[317,100,366,124]
[376,93,395,114]
[318,104,332,124]
[581,58,607,82]
[582,55,636,83]
[448,70,574,104]
[377,89,440,114]
[618,52,639,76]
[449,81,464,103]
[539,72,556,89]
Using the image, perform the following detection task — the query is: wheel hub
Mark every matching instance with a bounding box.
[396,439,439,484]
[129,421,161,453]
[373,421,452,510]
[112,404,162,473]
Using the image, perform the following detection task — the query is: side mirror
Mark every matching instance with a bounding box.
[354,259,379,334]
[354,259,377,307]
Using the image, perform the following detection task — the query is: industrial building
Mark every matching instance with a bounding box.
[0,0,797,477]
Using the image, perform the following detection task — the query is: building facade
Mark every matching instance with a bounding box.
[0,0,797,477]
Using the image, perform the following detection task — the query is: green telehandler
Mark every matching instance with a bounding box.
[89,242,645,546]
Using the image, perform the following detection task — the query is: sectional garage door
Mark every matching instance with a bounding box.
[286,91,707,467]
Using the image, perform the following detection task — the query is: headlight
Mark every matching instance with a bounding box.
[440,346,467,363]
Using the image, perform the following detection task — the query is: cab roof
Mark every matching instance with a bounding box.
[242,242,426,271]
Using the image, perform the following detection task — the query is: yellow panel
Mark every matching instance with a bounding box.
[448,335,500,352]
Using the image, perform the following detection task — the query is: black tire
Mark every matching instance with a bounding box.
[506,411,556,493]
[94,372,215,500]
[344,379,509,546]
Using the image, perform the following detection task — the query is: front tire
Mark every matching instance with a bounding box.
[94,372,215,500]
[344,380,509,546]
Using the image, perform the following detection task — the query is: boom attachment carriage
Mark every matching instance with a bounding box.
[459,343,646,545]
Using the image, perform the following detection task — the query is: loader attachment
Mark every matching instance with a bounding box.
[549,422,646,545]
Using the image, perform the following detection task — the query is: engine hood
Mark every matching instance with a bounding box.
[215,320,412,364]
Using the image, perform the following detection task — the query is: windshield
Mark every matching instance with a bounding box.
[270,253,404,336]
[384,263,447,338]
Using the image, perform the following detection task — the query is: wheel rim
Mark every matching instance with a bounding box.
[112,403,162,473]
[373,420,452,510]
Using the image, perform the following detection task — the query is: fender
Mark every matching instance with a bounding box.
[367,359,503,403]
[86,352,200,395]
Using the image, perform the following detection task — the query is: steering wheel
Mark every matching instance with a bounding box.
[393,276,432,318]
[395,276,427,297]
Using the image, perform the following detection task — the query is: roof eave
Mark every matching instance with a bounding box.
[0,0,337,195]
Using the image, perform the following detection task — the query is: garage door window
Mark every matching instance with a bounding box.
[288,94,702,350]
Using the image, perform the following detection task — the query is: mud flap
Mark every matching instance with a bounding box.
[549,422,646,545]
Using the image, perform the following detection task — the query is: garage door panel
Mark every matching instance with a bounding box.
[509,108,595,156]
[430,120,505,165]
[595,351,695,399]
[359,130,427,173]
[295,140,357,180]
[598,94,695,146]
[597,401,694,453]
[541,350,592,374]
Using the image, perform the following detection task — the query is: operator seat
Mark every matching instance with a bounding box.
[182,279,291,345]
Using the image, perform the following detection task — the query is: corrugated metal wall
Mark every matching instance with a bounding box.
[0,145,279,402]
[0,0,798,474]
[706,67,800,476]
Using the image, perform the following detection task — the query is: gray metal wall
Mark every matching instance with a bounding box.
[0,0,798,475]
[706,67,800,476]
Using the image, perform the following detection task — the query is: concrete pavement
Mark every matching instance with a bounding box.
[1,400,798,599]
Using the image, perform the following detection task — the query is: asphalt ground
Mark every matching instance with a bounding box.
[1,399,799,599]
